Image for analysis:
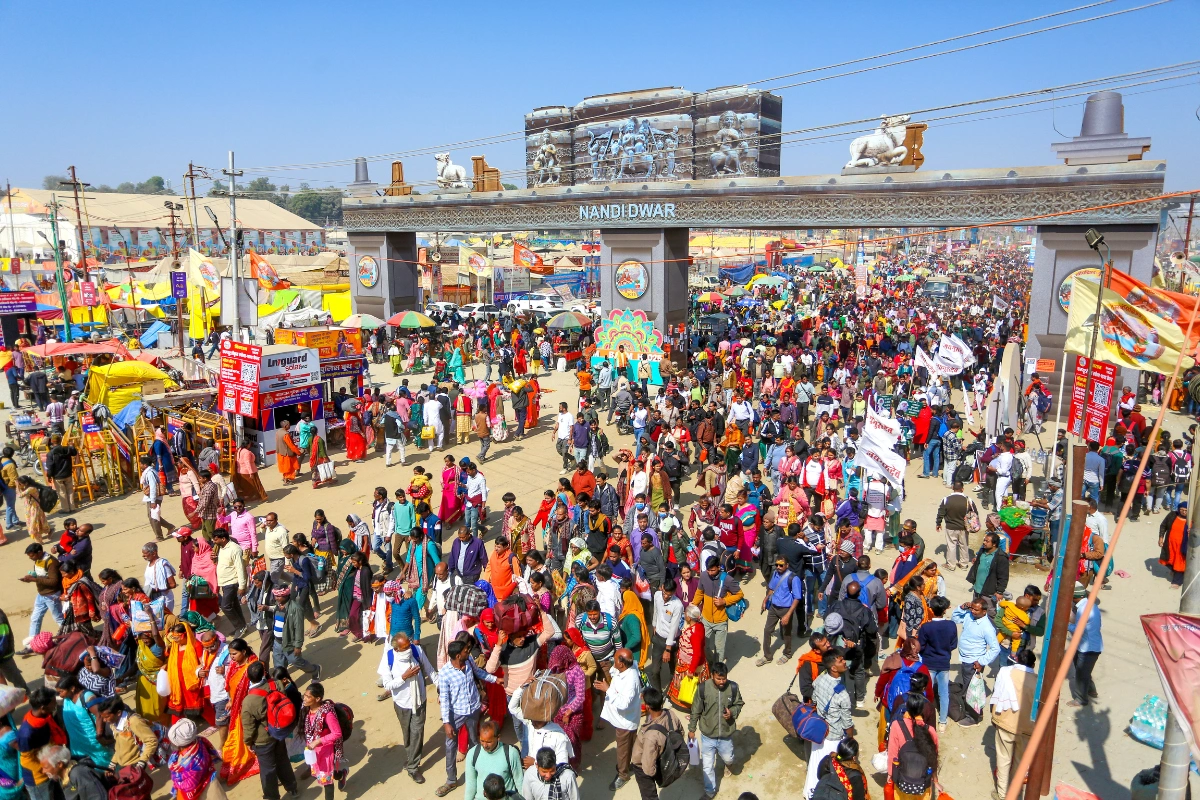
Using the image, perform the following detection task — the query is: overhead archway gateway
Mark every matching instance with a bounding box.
[344,158,1165,368]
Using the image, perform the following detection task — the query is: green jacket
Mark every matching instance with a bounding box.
[241,685,272,748]
[279,597,307,652]
[688,679,744,739]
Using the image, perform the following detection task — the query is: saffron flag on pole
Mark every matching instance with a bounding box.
[1064,276,1191,375]
[513,242,552,275]
[248,251,287,291]
[1101,266,1200,355]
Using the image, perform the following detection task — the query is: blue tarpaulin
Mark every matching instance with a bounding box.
[110,400,142,433]
[139,320,169,349]
[718,263,757,283]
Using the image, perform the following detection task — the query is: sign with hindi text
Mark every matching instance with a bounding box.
[1067,355,1116,443]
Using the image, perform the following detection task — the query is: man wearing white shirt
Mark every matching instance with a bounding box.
[553,402,575,473]
[141,541,177,612]
[990,442,1015,504]
[378,632,435,783]
[594,564,623,620]
[728,396,753,436]
[595,648,642,791]
[139,454,176,541]
[507,686,573,764]
[259,513,290,583]
[463,462,488,537]
[1084,499,1108,545]
[197,629,231,735]
[648,579,684,693]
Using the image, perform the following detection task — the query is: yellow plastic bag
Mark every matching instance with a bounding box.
[677,675,698,705]
[421,426,436,440]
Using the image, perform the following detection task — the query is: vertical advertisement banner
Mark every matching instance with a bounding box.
[854,242,868,299]
[1067,355,1117,443]
[217,339,263,418]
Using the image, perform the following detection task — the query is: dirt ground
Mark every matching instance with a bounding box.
[0,353,1192,799]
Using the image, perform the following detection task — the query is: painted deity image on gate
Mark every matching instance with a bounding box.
[615,260,649,300]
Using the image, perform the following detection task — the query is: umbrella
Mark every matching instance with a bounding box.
[808,266,828,274]
[386,310,437,328]
[753,276,785,287]
[342,313,387,329]
[725,286,748,297]
[893,275,916,282]
[546,311,591,330]
[696,292,724,304]
[916,267,932,276]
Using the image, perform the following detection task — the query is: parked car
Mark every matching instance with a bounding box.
[460,302,502,320]
[569,300,600,316]
[508,295,563,314]
[426,301,459,316]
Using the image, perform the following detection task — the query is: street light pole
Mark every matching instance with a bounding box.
[40,196,72,343]
[223,152,243,341]
[1077,228,1112,443]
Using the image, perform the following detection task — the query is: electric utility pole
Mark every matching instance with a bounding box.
[5,180,17,261]
[61,167,90,279]
[223,152,243,341]
[43,196,72,343]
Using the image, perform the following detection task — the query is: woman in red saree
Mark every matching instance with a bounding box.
[438,455,464,527]
[165,620,205,724]
[219,642,260,785]
[344,410,367,462]
[667,606,709,711]
[513,345,528,377]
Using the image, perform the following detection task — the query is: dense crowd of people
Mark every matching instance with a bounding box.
[0,246,1134,800]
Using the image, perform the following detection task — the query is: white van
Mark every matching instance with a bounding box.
[508,294,564,313]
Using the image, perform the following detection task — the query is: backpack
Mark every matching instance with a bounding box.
[108,764,153,800]
[1151,454,1172,486]
[716,571,749,622]
[885,661,922,721]
[1011,455,1025,482]
[649,719,690,787]
[1036,391,1051,414]
[790,682,842,743]
[856,574,878,607]
[333,702,354,740]
[304,552,328,581]
[36,483,59,513]
[1174,452,1192,484]
[893,720,934,795]
[249,681,297,740]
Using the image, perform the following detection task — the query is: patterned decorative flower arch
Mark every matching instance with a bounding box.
[594,308,665,360]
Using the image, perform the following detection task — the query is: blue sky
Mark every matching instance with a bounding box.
[3,0,1198,196]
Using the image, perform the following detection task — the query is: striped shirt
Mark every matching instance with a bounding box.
[574,612,619,663]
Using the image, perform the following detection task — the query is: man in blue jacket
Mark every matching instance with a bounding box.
[448,525,486,586]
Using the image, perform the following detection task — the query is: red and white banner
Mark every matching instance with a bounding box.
[854,435,907,489]
[1067,355,1116,444]
[1142,613,1200,765]
[863,405,900,449]
[916,346,958,377]
[218,339,262,418]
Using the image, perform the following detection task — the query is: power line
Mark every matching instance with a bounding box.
[240,1,1166,175]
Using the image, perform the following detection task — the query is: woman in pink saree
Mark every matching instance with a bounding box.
[438,454,464,527]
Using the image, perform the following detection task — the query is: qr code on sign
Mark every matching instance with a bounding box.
[239,363,258,384]
[1092,382,1111,409]
[1088,423,1100,441]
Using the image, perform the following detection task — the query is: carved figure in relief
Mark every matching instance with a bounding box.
[709,111,749,176]
[532,130,562,186]
[434,153,470,188]
[845,114,911,169]
[587,130,610,181]
[615,118,656,179]
[662,126,679,177]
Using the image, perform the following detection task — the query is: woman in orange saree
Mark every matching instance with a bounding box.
[275,421,302,483]
[344,410,367,462]
[165,619,206,724]
[219,642,260,785]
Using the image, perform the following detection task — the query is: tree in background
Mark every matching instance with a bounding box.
[43,174,168,194]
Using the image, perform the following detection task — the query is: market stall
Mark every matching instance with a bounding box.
[271,326,367,445]
[228,343,325,466]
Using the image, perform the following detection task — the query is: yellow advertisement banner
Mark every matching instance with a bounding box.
[1065,277,1192,375]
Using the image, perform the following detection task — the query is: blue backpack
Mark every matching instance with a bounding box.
[717,571,749,622]
[791,682,843,743]
[885,661,923,720]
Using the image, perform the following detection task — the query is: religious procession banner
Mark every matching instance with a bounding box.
[1065,277,1190,375]
[1103,267,1200,355]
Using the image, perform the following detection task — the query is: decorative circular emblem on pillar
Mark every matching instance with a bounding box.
[357,255,380,288]
[1057,266,1102,311]
[615,260,649,300]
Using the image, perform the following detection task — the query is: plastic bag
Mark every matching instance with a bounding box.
[687,736,700,766]
[871,749,889,774]
[966,671,987,715]
[155,668,170,697]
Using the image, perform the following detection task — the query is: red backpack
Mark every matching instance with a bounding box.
[250,681,297,739]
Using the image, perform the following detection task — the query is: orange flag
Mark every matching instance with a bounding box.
[248,251,288,291]
[512,242,553,275]
[1103,267,1200,354]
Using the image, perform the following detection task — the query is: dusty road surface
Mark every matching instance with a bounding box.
[1,353,1193,799]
